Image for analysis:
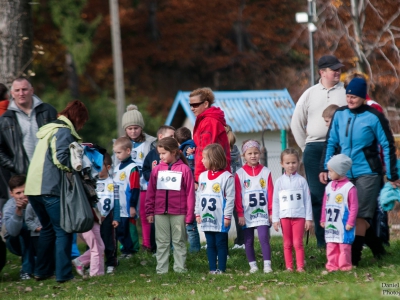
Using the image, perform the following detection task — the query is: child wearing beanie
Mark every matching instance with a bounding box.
[320,154,358,272]
[119,105,156,253]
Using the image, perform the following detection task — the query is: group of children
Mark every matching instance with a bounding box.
[1,103,359,279]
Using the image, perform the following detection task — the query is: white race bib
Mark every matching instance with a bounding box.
[156,170,182,191]
[279,189,303,210]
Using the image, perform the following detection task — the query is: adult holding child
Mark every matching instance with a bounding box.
[319,77,400,266]
[291,55,347,248]
[189,88,231,186]
[24,100,89,283]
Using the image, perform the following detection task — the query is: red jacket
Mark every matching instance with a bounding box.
[193,106,231,181]
[145,159,195,224]
[235,164,274,217]
[0,100,9,116]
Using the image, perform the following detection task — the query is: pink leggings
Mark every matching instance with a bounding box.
[326,243,352,271]
[139,191,151,248]
[79,222,105,276]
[280,218,305,270]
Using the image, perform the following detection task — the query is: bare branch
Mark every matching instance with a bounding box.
[378,48,399,90]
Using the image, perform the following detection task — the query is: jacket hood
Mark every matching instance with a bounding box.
[230,144,241,160]
[179,139,196,150]
[194,106,227,131]
[36,115,81,142]
[8,95,43,112]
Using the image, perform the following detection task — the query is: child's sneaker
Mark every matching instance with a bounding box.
[209,269,222,274]
[264,265,273,273]
[20,271,31,280]
[249,265,259,273]
[231,244,245,250]
[106,266,115,274]
[72,258,84,276]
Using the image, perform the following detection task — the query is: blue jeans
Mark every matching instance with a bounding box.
[303,142,326,248]
[205,232,228,272]
[116,217,135,254]
[186,221,200,253]
[29,195,73,282]
[5,223,35,274]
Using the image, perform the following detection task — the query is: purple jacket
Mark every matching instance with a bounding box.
[145,159,195,224]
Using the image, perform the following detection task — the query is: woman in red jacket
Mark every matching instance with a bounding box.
[189,88,231,186]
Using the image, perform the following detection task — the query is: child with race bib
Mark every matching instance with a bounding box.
[145,137,195,274]
[320,154,358,272]
[272,148,312,272]
[195,144,235,274]
[235,140,274,273]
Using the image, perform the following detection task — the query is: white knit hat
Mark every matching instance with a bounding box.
[121,105,145,130]
[327,154,352,176]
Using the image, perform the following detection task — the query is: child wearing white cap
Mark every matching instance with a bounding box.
[320,154,358,272]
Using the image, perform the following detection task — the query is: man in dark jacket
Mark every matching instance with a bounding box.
[0,78,57,177]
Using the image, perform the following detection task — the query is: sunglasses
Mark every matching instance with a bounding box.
[189,101,205,108]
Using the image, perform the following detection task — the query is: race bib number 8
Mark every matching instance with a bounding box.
[157,170,182,191]
[279,189,303,210]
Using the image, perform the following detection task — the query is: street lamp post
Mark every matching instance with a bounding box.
[296,0,317,87]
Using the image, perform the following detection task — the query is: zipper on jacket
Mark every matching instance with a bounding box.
[349,114,356,178]
[164,163,172,214]
[345,118,351,137]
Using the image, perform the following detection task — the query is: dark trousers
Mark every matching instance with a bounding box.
[116,217,134,254]
[5,223,35,274]
[303,142,326,248]
[100,212,118,267]
[233,208,244,245]
[205,232,228,272]
[0,238,7,272]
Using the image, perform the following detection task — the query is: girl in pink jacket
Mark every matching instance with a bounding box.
[145,137,195,274]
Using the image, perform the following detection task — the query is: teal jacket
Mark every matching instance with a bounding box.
[25,116,81,196]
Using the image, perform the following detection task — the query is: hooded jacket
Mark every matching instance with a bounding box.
[24,116,82,197]
[145,159,195,224]
[193,106,231,181]
[0,96,57,175]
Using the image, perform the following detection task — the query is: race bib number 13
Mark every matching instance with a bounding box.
[279,189,303,210]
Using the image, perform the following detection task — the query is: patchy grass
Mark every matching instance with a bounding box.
[0,236,399,299]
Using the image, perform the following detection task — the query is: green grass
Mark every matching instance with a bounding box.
[1,236,400,299]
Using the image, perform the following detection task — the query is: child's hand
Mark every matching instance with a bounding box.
[130,207,136,218]
[238,217,245,226]
[196,216,201,224]
[186,147,195,155]
[269,215,272,224]
[112,221,119,228]
[305,220,313,231]
[35,227,42,232]
[273,222,280,232]
[320,222,325,228]
[147,216,154,223]
[224,219,231,227]
[345,224,353,231]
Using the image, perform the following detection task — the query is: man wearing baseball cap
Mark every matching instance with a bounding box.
[290,55,347,248]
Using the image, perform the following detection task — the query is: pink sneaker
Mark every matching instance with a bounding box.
[72,258,84,276]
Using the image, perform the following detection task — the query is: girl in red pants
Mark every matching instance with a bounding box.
[272,148,313,272]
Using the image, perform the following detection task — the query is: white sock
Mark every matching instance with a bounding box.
[249,261,257,268]
[264,260,271,267]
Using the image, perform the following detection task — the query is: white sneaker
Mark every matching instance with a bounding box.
[72,258,84,276]
[231,244,245,250]
[107,266,115,274]
[249,265,259,273]
[264,265,273,273]
[201,244,207,249]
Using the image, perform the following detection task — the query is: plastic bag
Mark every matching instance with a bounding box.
[60,171,94,233]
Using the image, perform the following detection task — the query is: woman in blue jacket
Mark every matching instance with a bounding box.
[319,77,400,266]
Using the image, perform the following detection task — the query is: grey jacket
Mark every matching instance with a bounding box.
[1,198,24,238]
[25,203,41,236]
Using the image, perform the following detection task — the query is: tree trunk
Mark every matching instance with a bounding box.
[0,0,33,85]
[350,0,366,73]
[66,52,80,99]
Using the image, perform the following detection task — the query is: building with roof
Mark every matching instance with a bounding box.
[165,89,296,182]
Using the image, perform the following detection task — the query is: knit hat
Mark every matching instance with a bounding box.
[122,105,145,130]
[346,77,367,99]
[327,154,352,176]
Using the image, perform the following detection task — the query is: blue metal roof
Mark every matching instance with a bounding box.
[165,89,295,132]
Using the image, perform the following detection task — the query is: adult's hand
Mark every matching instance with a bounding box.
[319,172,328,184]
[389,179,400,188]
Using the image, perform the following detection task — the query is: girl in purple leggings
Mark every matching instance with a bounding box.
[234,140,274,273]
